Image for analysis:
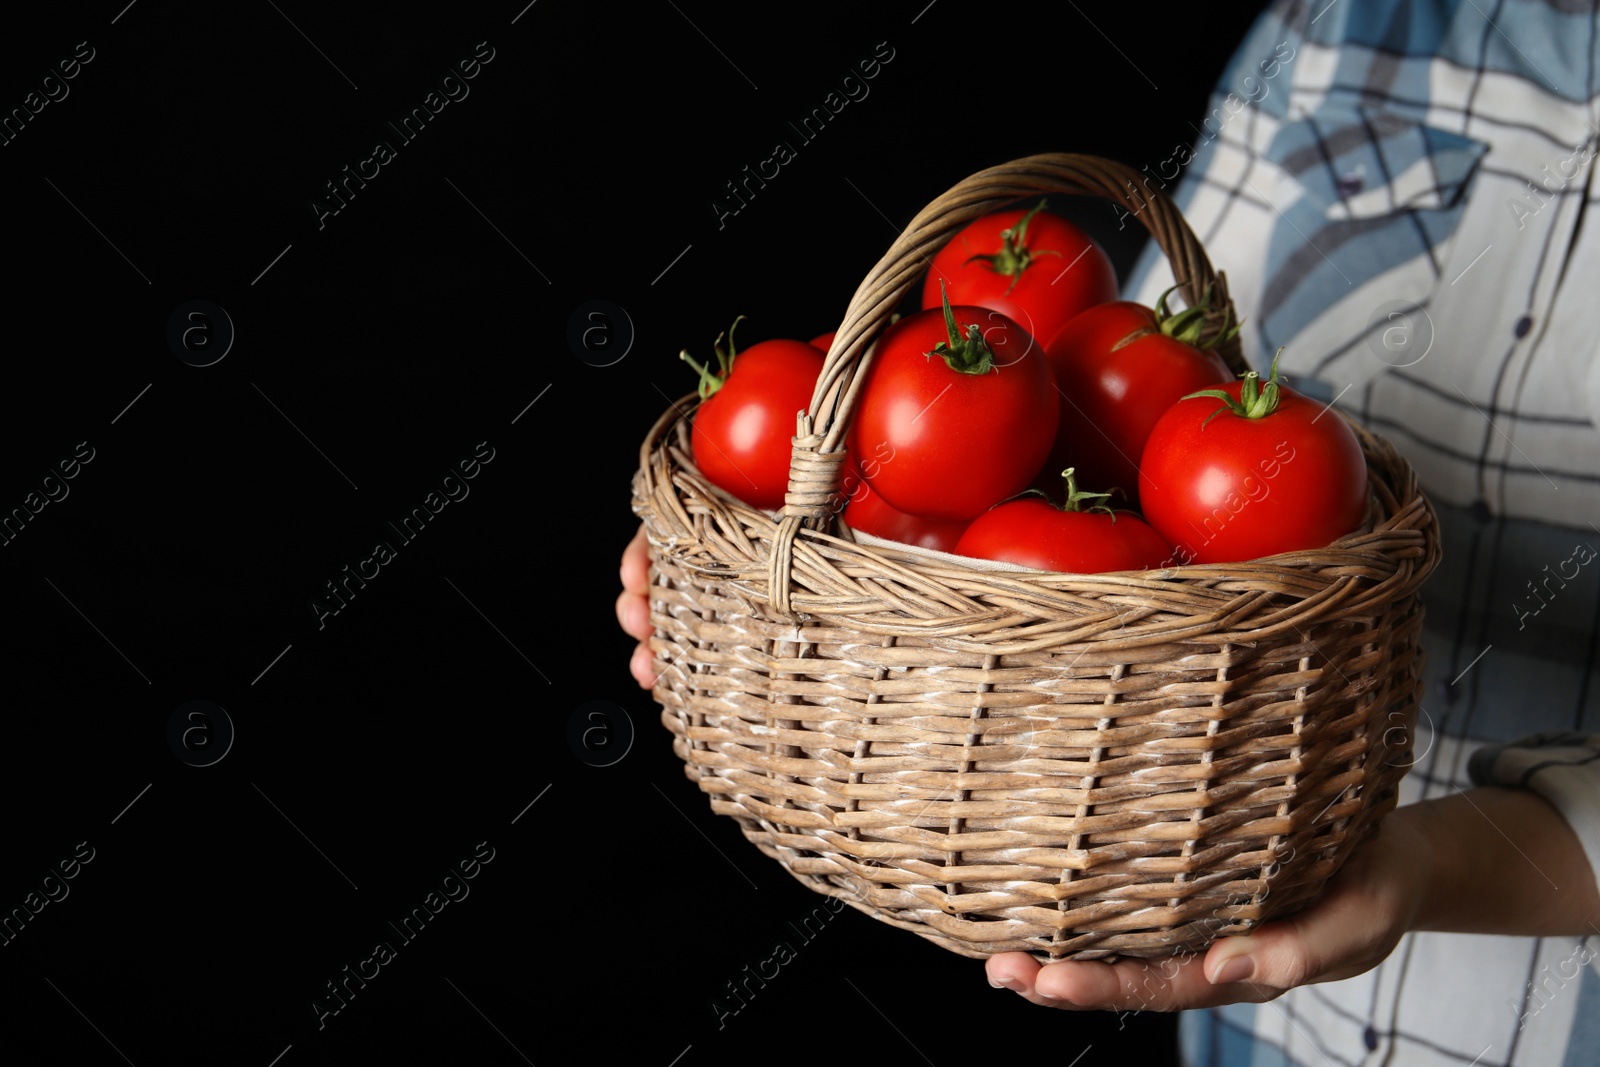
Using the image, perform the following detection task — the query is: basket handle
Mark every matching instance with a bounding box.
[768,153,1245,618]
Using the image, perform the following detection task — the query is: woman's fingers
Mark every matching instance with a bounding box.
[987,906,1385,1013]
[616,588,651,641]
[618,524,655,689]
[1032,952,1257,1011]
[988,948,1277,1012]
[621,525,650,595]
[629,641,657,689]
[985,953,1057,1007]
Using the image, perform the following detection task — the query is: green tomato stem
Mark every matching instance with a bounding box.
[1059,467,1119,518]
[1151,281,1243,350]
[962,200,1061,294]
[681,315,747,401]
[1001,470,1124,519]
[927,280,997,375]
[1181,347,1287,427]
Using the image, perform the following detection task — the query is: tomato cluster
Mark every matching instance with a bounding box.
[681,200,1369,572]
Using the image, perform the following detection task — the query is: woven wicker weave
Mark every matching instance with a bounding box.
[632,154,1439,962]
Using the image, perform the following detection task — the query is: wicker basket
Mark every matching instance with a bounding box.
[632,153,1439,962]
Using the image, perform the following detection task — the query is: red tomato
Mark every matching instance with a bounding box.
[685,319,824,511]
[848,289,1057,521]
[955,471,1171,573]
[810,331,836,354]
[921,200,1117,352]
[1137,354,1369,564]
[841,470,968,552]
[1045,291,1234,505]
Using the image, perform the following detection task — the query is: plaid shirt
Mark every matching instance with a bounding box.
[1123,1,1600,1064]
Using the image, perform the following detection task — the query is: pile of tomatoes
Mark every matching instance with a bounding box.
[680,201,1369,573]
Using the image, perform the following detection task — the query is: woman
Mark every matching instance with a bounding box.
[620,2,1600,1062]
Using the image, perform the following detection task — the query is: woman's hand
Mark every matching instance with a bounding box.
[987,801,1436,1011]
[617,524,655,688]
[986,785,1600,1011]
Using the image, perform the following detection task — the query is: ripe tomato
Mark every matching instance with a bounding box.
[1045,288,1234,504]
[810,331,836,354]
[921,200,1117,352]
[848,287,1057,521]
[1138,352,1369,564]
[841,467,968,552]
[955,469,1171,573]
[685,319,824,511]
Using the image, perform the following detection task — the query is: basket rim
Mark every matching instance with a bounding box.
[634,417,1438,659]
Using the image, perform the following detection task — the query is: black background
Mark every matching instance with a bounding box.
[0,2,1266,1063]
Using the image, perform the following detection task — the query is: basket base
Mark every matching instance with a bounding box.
[730,789,1395,962]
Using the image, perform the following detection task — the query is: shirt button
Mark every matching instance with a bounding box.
[1469,499,1493,524]
[1363,1025,1380,1051]
[1514,314,1533,338]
